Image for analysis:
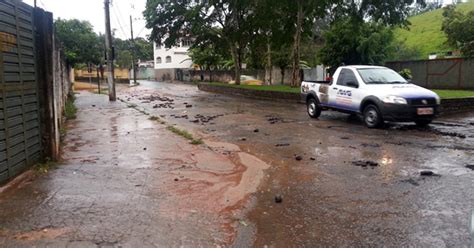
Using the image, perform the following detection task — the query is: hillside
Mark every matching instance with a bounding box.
[394,0,474,59]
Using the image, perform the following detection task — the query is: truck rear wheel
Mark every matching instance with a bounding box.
[307,98,321,119]
[363,104,383,128]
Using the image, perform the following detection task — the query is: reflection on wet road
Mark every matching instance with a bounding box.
[121,81,474,247]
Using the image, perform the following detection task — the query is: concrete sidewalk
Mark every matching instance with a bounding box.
[0,91,267,247]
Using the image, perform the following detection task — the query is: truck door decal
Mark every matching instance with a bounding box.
[336,89,353,106]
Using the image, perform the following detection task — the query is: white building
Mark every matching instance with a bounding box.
[154,39,194,81]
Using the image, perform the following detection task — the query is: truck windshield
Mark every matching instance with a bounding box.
[357,68,408,85]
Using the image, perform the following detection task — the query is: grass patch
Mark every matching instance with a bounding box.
[120,98,200,144]
[209,82,300,93]
[393,1,474,59]
[433,89,474,99]
[64,95,77,120]
[167,125,203,145]
[35,161,58,173]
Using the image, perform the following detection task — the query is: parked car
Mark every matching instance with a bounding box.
[301,65,441,128]
[228,75,263,85]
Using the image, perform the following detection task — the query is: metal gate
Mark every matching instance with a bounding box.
[0,0,41,184]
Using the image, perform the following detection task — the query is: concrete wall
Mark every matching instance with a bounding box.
[34,7,73,161]
[386,58,474,90]
[75,68,129,80]
[171,67,295,85]
[131,68,155,80]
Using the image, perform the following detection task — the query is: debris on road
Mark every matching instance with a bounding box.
[254,129,260,133]
[420,171,440,177]
[192,114,224,124]
[266,115,284,124]
[239,220,248,227]
[465,164,474,170]
[295,155,303,161]
[361,143,381,148]
[274,195,283,203]
[275,143,290,147]
[352,160,379,167]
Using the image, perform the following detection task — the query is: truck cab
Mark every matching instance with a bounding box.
[301,65,441,128]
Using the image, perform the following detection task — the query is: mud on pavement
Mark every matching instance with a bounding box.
[0,91,270,247]
[118,81,474,247]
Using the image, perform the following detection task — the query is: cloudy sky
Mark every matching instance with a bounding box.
[22,0,150,40]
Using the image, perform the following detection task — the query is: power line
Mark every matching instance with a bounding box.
[39,0,46,9]
[136,25,147,37]
[113,0,130,35]
[110,2,129,39]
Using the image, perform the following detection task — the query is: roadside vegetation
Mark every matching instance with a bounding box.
[35,160,58,174]
[64,94,77,120]
[433,90,474,99]
[167,126,204,145]
[119,98,204,145]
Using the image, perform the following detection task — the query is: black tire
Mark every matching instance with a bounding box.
[415,120,432,127]
[307,98,321,119]
[363,104,383,128]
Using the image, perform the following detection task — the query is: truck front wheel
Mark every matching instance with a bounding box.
[307,98,321,119]
[363,104,383,128]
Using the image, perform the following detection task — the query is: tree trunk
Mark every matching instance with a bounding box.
[281,68,285,85]
[265,38,272,85]
[230,44,241,85]
[291,1,303,87]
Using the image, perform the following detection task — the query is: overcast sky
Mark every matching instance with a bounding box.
[22,0,150,40]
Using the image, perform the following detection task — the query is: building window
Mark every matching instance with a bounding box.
[157,57,162,64]
[182,39,192,47]
[166,56,172,63]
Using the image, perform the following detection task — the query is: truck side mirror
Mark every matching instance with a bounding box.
[346,81,359,88]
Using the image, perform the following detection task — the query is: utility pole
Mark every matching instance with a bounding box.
[104,0,116,101]
[130,15,137,85]
[34,0,37,7]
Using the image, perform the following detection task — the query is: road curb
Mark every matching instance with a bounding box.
[197,83,301,103]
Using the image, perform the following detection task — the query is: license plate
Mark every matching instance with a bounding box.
[417,107,434,115]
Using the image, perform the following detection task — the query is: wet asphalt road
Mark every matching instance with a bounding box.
[120,81,474,247]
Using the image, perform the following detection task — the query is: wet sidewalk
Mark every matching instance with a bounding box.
[0,91,267,247]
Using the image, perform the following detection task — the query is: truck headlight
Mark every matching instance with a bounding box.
[383,95,408,104]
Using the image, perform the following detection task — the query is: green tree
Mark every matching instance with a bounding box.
[54,18,102,66]
[134,37,154,61]
[318,18,394,70]
[389,40,422,61]
[112,37,153,68]
[442,6,474,57]
[144,0,255,85]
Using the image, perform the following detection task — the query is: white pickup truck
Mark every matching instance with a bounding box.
[301,65,441,128]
